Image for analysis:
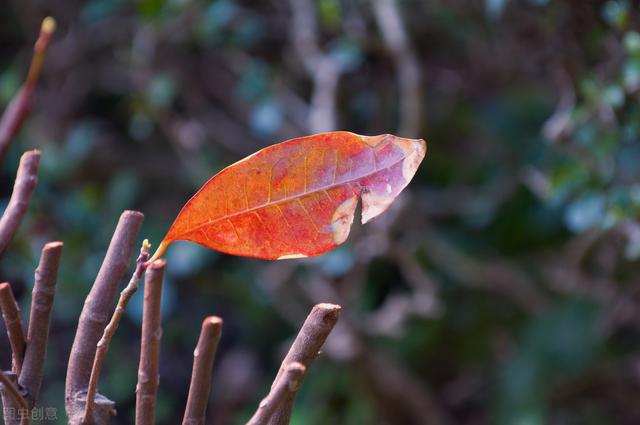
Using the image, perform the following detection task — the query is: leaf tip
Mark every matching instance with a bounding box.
[402,137,427,181]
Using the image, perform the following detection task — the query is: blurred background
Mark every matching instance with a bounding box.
[2,0,640,424]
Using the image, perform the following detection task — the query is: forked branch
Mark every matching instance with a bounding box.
[65,210,144,425]
[247,362,306,425]
[82,240,150,423]
[267,303,341,425]
[0,370,29,425]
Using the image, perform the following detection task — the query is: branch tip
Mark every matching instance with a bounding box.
[204,316,223,326]
[314,302,341,312]
[44,240,63,250]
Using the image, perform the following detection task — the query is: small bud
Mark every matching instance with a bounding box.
[41,17,56,34]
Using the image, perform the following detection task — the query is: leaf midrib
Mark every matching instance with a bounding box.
[175,149,411,237]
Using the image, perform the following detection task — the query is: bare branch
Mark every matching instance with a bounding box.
[18,242,62,408]
[421,225,548,312]
[0,283,26,374]
[267,303,341,425]
[372,0,423,137]
[288,0,341,133]
[295,276,454,425]
[247,362,306,425]
[0,370,28,425]
[65,210,144,425]
[82,241,150,424]
[0,17,56,163]
[135,259,165,425]
[0,150,40,258]
[355,349,452,425]
[182,316,223,425]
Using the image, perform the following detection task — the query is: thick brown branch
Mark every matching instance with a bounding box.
[247,362,306,425]
[267,303,341,425]
[0,370,28,425]
[65,210,144,425]
[0,150,40,258]
[0,17,56,163]
[0,283,26,374]
[135,259,165,425]
[182,316,222,425]
[18,242,62,408]
[82,241,150,424]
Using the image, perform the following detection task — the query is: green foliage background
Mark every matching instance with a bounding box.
[2,0,640,424]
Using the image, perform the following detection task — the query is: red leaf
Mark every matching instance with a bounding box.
[150,132,426,261]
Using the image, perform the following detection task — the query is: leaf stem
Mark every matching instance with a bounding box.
[146,240,169,266]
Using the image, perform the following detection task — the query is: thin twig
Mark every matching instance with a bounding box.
[82,240,150,424]
[18,242,62,408]
[0,150,40,258]
[0,283,26,374]
[0,17,56,163]
[247,362,306,425]
[267,303,341,425]
[181,316,223,425]
[372,0,423,137]
[135,259,165,425]
[65,210,144,425]
[0,370,29,425]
